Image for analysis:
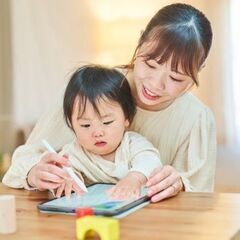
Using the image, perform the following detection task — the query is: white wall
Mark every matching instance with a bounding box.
[0,0,14,152]
[10,0,98,125]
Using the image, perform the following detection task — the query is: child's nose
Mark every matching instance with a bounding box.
[93,129,104,138]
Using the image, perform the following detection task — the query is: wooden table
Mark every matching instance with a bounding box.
[1,183,240,240]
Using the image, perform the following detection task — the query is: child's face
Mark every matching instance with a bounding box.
[71,97,129,160]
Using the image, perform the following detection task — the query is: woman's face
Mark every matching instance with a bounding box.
[133,45,194,111]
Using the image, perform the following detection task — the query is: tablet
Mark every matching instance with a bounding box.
[38,183,149,216]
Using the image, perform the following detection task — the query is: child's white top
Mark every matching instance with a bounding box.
[58,131,161,185]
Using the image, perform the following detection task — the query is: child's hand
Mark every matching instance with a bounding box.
[107,172,147,200]
[55,178,84,198]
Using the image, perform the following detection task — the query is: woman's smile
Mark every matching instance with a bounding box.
[142,85,160,100]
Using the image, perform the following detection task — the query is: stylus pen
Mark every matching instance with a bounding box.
[42,139,88,193]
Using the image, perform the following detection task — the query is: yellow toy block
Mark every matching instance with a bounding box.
[76,216,119,240]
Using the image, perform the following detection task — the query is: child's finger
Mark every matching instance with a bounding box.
[64,179,73,198]
[56,182,65,198]
[134,189,140,199]
[107,186,116,196]
[72,182,84,197]
[37,180,62,190]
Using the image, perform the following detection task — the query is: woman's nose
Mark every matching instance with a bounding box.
[151,74,166,90]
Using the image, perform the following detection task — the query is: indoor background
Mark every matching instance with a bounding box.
[0,0,239,192]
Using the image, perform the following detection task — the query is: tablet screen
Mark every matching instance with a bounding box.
[38,183,149,216]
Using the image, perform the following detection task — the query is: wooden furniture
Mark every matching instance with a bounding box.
[0,183,240,240]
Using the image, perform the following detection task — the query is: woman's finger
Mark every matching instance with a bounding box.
[41,164,69,180]
[150,185,175,202]
[42,152,71,167]
[39,171,66,184]
[147,172,179,197]
[146,166,172,187]
[36,180,62,190]
[148,166,163,179]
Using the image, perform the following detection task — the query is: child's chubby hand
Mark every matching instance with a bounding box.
[107,172,147,201]
[54,155,85,198]
[55,177,85,198]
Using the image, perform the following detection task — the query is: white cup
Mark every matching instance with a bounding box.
[0,195,16,234]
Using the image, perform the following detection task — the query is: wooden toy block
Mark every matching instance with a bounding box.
[76,216,119,240]
[76,207,94,218]
[0,195,16,234]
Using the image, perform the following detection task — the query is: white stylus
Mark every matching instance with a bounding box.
[42,139,88,193]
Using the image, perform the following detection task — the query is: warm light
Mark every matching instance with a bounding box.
[87,0,168,21]
[86,0,170,65]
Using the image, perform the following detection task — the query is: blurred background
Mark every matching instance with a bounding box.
[0,0,239,191]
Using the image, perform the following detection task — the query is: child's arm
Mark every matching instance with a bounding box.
[108,132,162,200]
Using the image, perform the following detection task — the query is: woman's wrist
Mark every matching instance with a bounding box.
[26,166,36,188]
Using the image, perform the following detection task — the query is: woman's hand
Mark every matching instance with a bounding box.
[27,152,71,191]
[107,172,146,200]
[146,165,183,202]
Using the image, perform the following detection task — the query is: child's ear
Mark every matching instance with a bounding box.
[125,119,130,128]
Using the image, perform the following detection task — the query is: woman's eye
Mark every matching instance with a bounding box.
[80,124,91,128]
[103,120,114,125]
[170,76,183,82]
[144,61,156,69]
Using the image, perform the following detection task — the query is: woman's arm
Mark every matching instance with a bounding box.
[2,93,74,190]
[146,107,217,202]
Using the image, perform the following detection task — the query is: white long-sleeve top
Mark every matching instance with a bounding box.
[58,131,161,185]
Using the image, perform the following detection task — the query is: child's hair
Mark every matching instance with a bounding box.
[63,65,136,129]
[128,3,213,86]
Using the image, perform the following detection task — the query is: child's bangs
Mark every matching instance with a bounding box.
[142,26,205,85]
[77,94,103,119]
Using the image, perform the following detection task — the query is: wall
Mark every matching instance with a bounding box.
[10,0,98,126]
[0,0,14,152]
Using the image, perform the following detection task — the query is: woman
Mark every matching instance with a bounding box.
[3,3,216,202]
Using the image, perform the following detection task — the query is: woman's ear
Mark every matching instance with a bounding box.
[199,61,206,71]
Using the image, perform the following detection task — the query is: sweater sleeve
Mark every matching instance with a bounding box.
[172,108,216,192]
[2,92,74,189]
[128,132,162,179]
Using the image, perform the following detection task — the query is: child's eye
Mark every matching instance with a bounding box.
[103,120,114,125]
[80,124,91,128]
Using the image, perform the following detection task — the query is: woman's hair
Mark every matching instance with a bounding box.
[129,3,213,85]
[63,65,136,129]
